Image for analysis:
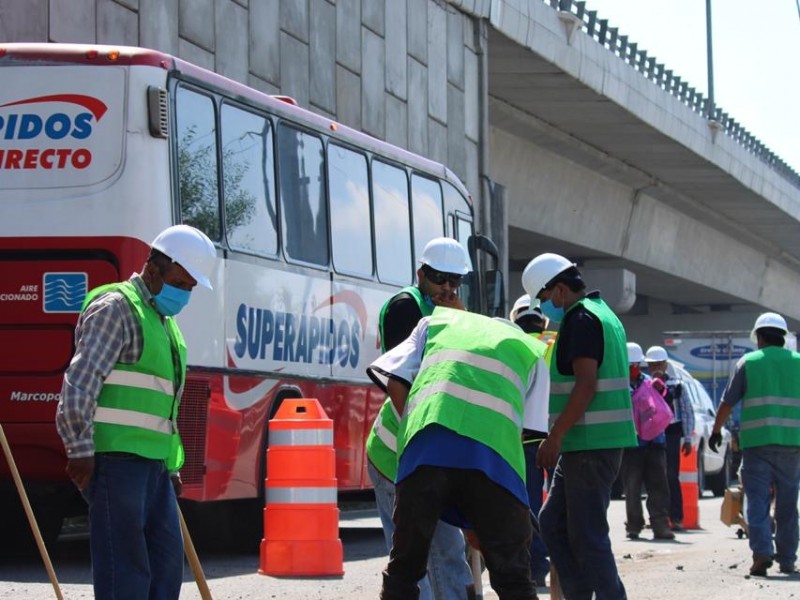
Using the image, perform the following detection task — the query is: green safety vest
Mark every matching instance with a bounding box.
[367,286,433,480]
[397,308,546,481]
[88,281,188,470]
[739,346,800,448]
[549,296,637,452]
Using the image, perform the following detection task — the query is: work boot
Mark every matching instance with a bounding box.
[779,563,797,574]
[750,556,773,577]
[670,520,684,532]
[626,531,639,540]
[652,521,675,540]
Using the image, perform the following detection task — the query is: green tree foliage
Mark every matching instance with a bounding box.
[178,124,255,240]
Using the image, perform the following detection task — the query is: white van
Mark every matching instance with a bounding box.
[667,360,733,497]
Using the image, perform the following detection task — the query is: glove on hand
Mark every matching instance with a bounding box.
[709,431,722,453]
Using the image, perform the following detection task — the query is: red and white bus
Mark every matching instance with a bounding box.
[0,43,502,544]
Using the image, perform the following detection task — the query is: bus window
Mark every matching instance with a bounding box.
[176,86,221,241]
[444,182,472,236]
[372,160,412,285]
[220,104,278,257]
[328,143,372,277]
[277,123,328,266]
[411,174,444,265]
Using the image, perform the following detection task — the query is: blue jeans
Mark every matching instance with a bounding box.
[540,449,627,600]
[368,460,473,600]
[523,441,550,581]
[741,446,800,568]
[81,454,183,600]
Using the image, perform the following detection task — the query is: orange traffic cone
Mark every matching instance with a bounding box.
[679,445,700,529]
[259,398,344,576]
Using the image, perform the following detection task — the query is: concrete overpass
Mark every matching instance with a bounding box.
[5,0,800,347]
[455,0,800,344]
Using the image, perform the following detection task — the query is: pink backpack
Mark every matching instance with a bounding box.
[631,378,674,441]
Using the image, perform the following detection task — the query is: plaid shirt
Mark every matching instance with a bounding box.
[56,274,151,458]
[670,380,696,444]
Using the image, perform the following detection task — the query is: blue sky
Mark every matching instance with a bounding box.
[584,0,800,174]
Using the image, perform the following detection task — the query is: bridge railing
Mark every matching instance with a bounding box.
[546,0,800,188]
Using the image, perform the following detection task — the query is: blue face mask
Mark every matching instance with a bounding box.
[153,283,191,316]
[540,299,564,325]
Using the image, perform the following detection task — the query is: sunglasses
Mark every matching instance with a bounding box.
[423,267,463,286]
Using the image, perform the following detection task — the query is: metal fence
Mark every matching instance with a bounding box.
[546,0,800,188]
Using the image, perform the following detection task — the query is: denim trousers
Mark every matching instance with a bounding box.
[381,465,535,600]
[740,445,800,567]
[664,434,684,523]
[523,442,550,580]
[621,444,670,533]
[81,453,183,600]
[367,460,473,600]
[539,449,627,600]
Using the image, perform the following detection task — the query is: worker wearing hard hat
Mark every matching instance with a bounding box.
[510,294,558,366]
[366,237,473,599]
[711,312,800,577]
[368,308,548,600]
[509,294,554,587]
[644,345,695,532]
[56,224,217,599]
[621,343,674,541]
[521,253,637,600]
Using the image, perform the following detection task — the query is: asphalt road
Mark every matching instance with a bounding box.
[1,492,798,599]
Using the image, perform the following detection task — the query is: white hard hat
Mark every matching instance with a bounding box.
[627,342,644,365]
[644,345,669,363]
[493,316,524,332]
[419,237,471,274]
[509,293,543,322]
[522,253,575,298]
[750,312,788,342]
[151,224,216,289]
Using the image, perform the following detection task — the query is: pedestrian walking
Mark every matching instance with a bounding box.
[366,237,473,599]
[710,312,800,577]
[643,345,694,531]
[369,307,548,600]
[621,343,674,541]
[523,253,637,600]
[56,224,217,600]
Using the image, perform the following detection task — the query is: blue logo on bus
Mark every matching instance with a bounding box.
[43,272,87,313]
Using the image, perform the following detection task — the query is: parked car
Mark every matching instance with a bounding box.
[667,360,733,497]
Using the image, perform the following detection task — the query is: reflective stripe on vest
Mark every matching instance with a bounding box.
[86,280,187,470]
[366,398,402,479]
[417,348,528,400]
[741,416,800,430]
[94,406,174,435]
[549,296,637,452]
[399,308,544,481]
[368,287,431,480]
[408,379,523,429]
[372,416,398,452]
[265,486,337,504]
[104,369,175,396]
[740,346,800,448]
[549,408,634,429]
[270,429,333,446]
[550,377,629,395]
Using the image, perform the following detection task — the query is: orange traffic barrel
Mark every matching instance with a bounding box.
[259,398,343,576]
[678,445,700,529]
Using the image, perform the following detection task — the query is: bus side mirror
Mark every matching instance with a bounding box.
[467,234,504,317]
[484,270,505,317]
